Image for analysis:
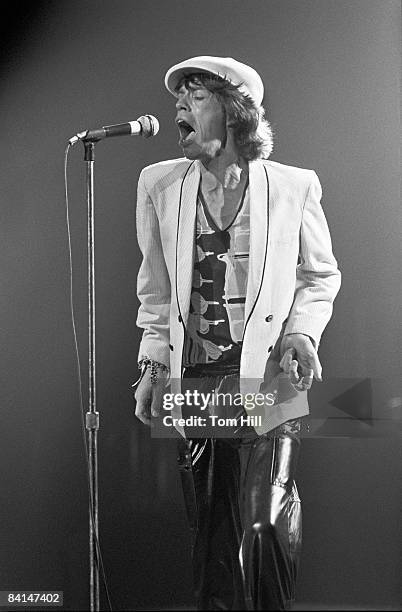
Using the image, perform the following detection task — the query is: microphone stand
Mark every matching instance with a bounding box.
[83,140,100,612]
[71,117,158,610]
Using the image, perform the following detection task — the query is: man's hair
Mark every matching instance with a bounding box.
[176,72,274,160]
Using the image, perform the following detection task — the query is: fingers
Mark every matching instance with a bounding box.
[288,358,300,385]
[134,384,153,426]
[280,346,322,389]
[288,361,314,390]
[297,351,322,384]
[279,347,295,372]
[150,394,162,418]
[309,350,323,382]
[279,349,299,386]
[135,397,152,426]
[294,369,314,390]
[135,407,152,426]
[134,383,164,426]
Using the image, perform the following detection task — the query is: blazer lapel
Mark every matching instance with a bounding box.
[175,160,200,325]
[243,159,270,327]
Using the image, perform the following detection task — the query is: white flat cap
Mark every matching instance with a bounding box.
[164,55,264,107]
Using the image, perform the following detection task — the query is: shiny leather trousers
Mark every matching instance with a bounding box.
[177,367,302,611]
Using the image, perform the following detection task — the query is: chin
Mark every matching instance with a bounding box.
[181,150,198,160]
[180,146,202,161]
[180,139,222,161]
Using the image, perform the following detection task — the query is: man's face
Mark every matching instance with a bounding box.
[175,81,226,160]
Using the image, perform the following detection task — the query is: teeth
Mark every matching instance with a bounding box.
[177,119,194,132]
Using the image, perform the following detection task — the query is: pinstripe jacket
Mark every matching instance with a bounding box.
[135,157,341,434]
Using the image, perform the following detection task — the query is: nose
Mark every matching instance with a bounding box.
[175,94,190,111]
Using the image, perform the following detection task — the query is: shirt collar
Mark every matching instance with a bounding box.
[199,158,249,191]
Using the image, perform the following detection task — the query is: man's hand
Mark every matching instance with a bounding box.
[279,333,322,390]
[134,368,168,426]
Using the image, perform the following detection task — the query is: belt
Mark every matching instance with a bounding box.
[184,361,240,377]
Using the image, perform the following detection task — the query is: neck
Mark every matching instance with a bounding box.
[200,130,242,185]
[202,152,237,182]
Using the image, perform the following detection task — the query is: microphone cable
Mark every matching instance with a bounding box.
[64,142,113,612]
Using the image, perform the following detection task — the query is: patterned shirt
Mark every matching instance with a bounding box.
[183,162,250,366]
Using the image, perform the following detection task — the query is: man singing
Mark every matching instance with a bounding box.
[133,56,341,610]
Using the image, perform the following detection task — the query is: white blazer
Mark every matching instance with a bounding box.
[135,157,341,434]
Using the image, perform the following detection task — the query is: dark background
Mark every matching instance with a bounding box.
[0,1,400,610]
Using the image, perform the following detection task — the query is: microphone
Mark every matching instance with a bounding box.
[69,114,159,145]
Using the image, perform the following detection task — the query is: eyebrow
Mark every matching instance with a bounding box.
[176,80,207,94]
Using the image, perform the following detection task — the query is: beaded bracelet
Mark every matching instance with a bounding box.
[137,357,169,385]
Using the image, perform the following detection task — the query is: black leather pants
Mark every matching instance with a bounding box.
[177,365,302,611]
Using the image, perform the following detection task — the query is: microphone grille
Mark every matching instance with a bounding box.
[138,114,160,138]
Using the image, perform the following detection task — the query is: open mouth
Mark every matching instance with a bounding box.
[176,119,196,143]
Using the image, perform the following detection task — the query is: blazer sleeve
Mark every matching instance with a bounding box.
[283,171,341,348]
[135,169,171,368]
